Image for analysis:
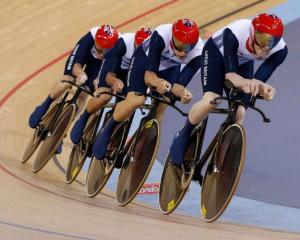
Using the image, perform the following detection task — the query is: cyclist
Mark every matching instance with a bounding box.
[28,24,119,153]
[29,24,119,129]
[70,27,153,144]
[169,13,288,184]
[92,18,204,162]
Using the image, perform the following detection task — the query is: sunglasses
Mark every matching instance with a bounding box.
[253,30,280,51]
[94,45,110,55]
[171,37,196,53]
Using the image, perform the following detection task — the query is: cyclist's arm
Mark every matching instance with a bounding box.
[71,32,94,77]
[253,46,288,82]
[179,55,201,87]
[144,31,165,87]
[72,64,85,78]
[104,39,127,86]
[222,28,245,85]
[171,84,185,97]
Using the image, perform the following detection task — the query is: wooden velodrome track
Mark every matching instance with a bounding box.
[0,0,299,239]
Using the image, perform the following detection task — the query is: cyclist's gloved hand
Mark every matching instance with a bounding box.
[181,88,193,104]
[76,73,88,85]
[260,82,276,101]
[112,79,124,93]
[157,80,172,95]
[241,79,262,96]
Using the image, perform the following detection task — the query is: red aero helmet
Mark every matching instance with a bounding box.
[95,24,119,49]
[252,13,284,38]
[135,27,152,46]
[172,18,199,44]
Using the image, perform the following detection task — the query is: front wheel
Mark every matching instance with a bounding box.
[116,119,160,206]
[85,121,128,197]
[22,127,43,164]
[201,124,246,222]
[65,112,102,184]
[22,104,59,163]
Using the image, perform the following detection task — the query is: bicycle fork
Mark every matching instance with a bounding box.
[212,105,237,173]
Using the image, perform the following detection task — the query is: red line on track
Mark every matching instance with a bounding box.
[0,52,70,108]
[0,0,180,109]
[0,164,95,206]
[0,0,179,203]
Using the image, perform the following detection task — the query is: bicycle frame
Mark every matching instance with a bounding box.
[128,91,186,158]
[128,98,158,156]
[192,87,270,175]
[43,82,91,138]
[105,112,135,161]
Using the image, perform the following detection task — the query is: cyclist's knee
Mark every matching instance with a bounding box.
[61,75,74,81]
[202,92,221,109]
[77,92,87,105]
[100,93,112,103]
[155,103,167,124]
[87,95,111,113]
[60,75,74,89]
[126,92,145,109]
[78,92,88,101]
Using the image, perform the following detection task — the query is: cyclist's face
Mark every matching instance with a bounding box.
[94,42,109,59]
[253,43,269,58]
[171,37,195,59]
[252,31,276,58]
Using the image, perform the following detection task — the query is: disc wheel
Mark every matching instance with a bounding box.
[116,119,160,206]
[201,124,246,222]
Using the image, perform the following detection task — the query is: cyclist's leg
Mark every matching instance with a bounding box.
[30,75,74,153]
[92,46,147,160]
[155,103,168,125]
[76,91,88,116]
[170,38,224,166]
[71,61,112,144]
[70,87,112,144]
[29,73,74,128]
[49,75,74,98]
[54,76,88,154]
[111,45,147,123]
[92,92,145,160]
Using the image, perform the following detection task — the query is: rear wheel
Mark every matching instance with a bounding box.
[116,119,160,206]
[201,124,246,222]
[32,104,76,173]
